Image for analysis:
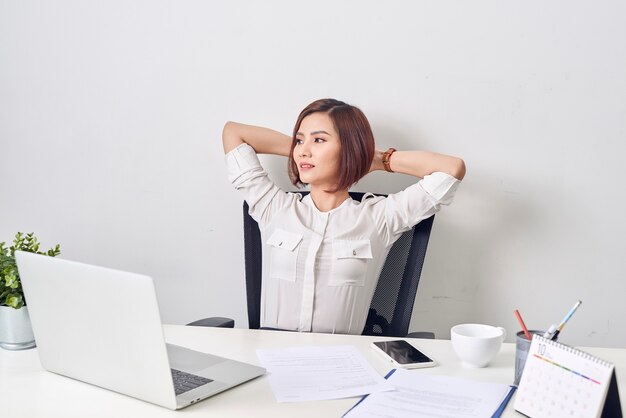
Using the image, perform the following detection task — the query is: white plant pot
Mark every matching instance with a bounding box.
[0,305,36,350]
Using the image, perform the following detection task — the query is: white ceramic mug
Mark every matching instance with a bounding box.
[451,324,507,368]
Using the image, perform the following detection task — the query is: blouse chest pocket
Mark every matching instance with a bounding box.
[329,239,373,286]
[266,229,303,282]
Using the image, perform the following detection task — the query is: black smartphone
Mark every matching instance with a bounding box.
[371,340,437,369]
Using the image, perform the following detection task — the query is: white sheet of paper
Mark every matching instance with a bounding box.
[256,345,394,403]
[344,368,512,418]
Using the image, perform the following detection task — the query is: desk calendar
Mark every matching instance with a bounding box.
[514,335,622,418]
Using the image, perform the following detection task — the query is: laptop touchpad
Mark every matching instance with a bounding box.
[166,344,225,372]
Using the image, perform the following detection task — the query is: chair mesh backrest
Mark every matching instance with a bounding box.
[242,192,435,337]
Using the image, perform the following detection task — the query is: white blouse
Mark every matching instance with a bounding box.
[226,143,460,335]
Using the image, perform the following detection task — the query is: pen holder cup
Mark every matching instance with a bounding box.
[514,330,554,386]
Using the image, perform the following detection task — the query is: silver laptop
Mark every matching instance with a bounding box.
[15,251,265,410]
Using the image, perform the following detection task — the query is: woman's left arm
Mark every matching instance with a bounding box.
[370,149,466,180]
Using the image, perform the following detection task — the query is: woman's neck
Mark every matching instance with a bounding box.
[309,187,350,212]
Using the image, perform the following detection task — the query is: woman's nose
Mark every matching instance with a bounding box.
[299,141,311,157]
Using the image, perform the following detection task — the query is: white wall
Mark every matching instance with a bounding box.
[1,0,625,348]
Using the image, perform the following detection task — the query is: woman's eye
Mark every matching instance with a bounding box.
[314,137,325,143]
[295,139,303,145]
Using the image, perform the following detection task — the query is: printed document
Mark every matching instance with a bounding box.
[256,345,393,402]
[343,368,512,418]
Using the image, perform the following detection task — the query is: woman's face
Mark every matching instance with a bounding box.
[294,112,342,190]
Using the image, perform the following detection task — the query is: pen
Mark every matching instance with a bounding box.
[543,300,582,340]
[514,310,532,340]
[551,300,582,341]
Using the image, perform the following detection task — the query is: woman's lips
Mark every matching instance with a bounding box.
[299,163,315,170]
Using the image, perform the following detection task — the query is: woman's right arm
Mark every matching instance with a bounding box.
[222,121,297,225]
[222,121,292,156]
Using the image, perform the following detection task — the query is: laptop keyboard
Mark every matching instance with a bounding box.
[170,368,213,396]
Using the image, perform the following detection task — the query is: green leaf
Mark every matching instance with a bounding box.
[4,293,23,309]
[5,272,18,288]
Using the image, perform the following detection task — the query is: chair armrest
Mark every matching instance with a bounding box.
[186,317,235,328]
[406,331,435,339]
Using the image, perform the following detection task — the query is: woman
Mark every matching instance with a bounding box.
[222,98,465,335]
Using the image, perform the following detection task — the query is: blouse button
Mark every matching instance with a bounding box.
[352,250,356,256]
[279,242,283,246]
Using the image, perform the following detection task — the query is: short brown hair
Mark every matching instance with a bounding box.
[288,98,375,191]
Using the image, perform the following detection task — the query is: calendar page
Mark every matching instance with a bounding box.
[514,335,614,418]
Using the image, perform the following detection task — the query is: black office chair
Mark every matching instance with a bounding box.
[189,192,436,338]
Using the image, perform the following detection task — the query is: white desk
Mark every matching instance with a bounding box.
[1,325,625,417]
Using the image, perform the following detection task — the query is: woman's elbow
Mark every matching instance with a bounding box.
[451,158,466,181]
[223,121,236,137]
[222,121,243,153]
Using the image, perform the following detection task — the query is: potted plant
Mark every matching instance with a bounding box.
[0,232,60,350]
